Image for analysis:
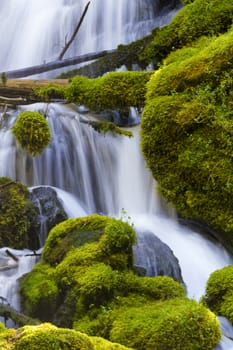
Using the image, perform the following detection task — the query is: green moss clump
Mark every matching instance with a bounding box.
[11,111,51,156]
[19,214,221,349]
[0,177,37,249]
[34,84,65,101]
[42,214,109,266]
[0,326,15,350]
[109,299,220,350]
[91,336,133,350]
[141,26,233,251]
[65,71,152,111]
[88,121,133,138]
[19,263,59,321]
[144,0,233,65]
[13,323,95,350]
[204,265,233,323]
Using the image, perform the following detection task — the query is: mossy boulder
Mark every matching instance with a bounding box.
[109,299,220,350]
[141,25,233,252]
[19,263,59,321]
[0,322,133,350]
[65,71,152,111]
[204,265,233,324]
[19,214,221,349]
[11,111,51,156]
[0,177,37,249]
[13,323,95,350]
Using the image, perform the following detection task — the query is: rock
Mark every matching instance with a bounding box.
[30,186,68,248]
[133,230,184,284]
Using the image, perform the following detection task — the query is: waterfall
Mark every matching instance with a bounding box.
[0,248,37,327]
[0,0,180,76]
[0,1,232,348]
[0,102,232,300]
[0,103,232,348]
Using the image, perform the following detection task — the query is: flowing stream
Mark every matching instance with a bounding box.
[0,1,232,348]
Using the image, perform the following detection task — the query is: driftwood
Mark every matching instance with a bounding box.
[2,50,115,79]
[59,1,91,60]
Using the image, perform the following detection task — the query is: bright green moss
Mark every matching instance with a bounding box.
[109,299,221,350]
[0,327,15,350]
[144,0,233,64]
[35,84,65,101]
[91,336,133,350]
[13,323,95,350]
[42,215,109,265]
[11,111,51,156]
[0,177,37,249]
[204,266,233,323]
[65,71,152,111]
[20,263,59,321]
[89,121,133,138]
[141,27,233,251]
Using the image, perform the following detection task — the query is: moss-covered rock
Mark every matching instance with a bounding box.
[144,0,233,65]
[204,265,233,324]
[13,323,95,350]
[11,111,51,156]
[0,177,37,249]
[19,263,59,321]
[42,215,110,266]
[0,322,133,350]
[141,25,233,252]
[65,72,152,111]
[109,299,220,350]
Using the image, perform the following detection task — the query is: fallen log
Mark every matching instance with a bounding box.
[0,303,40,326]
[0,79,68,104]
[2,50,116,79]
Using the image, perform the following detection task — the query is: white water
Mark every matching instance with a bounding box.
[0,1,232,347]
[0,104,232,348]
[0,103,232,300]
[0,0,179,76]
[0,248,37,327]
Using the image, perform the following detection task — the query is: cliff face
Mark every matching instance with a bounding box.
[141,0,233,252]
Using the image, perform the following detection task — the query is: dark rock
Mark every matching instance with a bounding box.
[30,186,68,248]
[133,230,184,284]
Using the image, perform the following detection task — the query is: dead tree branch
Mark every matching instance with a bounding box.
[59,1,91,60]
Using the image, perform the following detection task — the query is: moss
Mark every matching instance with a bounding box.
[204,265,233,323]
[34,84,65,101]
[0,327,15,350]
[13,323,95,350]
[42,215,109,266]
[65,72,152,111]
[11,111,51,156]
[141,26,233,251]
[109,299,221,350]
[88,121,133,138]
[20,263,59,321]
[0,177,37,249]
[91,336,133,350]
[58,34,153,79]
[144,0,233,65]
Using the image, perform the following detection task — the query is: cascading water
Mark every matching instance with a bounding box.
[0,248,37,327]
[0,0,180,76]
[0,102,233,347]
[0,1,233,348]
